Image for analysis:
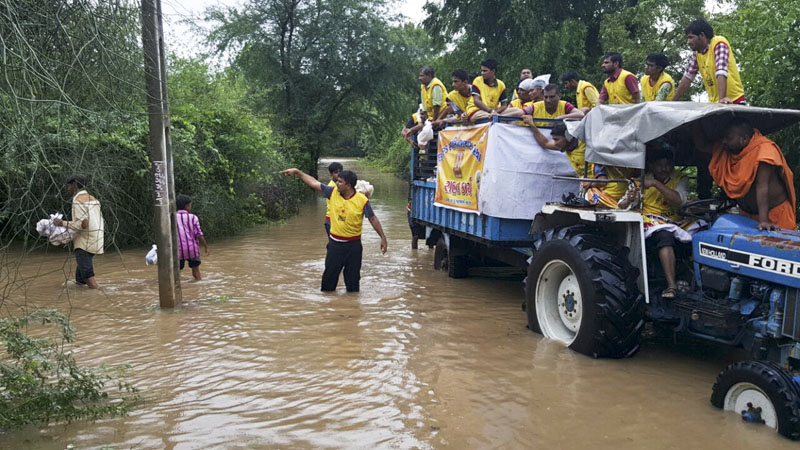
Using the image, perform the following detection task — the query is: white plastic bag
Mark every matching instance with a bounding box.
[145,244,158,265]
[35,213,74,246]
[355,179,374,198]
[417,120,434,148]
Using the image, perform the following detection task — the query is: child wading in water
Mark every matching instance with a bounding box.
[176,195,210,280]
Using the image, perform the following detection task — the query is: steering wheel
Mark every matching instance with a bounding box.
[680,197,736,223]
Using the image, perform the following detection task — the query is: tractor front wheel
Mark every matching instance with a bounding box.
[711,360,800,440]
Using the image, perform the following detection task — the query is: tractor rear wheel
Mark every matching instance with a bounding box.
[526,225,644,358]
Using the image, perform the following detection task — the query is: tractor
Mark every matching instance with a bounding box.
[525,102,800,439]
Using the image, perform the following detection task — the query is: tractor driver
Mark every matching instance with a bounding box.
[620,145,689,299]
[694,119,796,231]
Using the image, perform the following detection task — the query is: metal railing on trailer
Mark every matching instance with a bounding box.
[409,116,562,181]
[408,116,563,244]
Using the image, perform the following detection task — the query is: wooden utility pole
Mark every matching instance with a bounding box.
[142,0,181,307]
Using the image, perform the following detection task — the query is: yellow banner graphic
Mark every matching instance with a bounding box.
[434,123,489,213]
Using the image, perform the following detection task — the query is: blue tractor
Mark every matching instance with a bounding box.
[525,103,800,439]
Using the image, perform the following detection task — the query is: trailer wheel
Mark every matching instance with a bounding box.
[433,235,468,278]
[526,226,644,358]
[711,360,800,440]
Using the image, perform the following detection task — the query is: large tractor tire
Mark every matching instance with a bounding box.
[711,360,800,440]
[526,225,644,358]
[433,235,468,278]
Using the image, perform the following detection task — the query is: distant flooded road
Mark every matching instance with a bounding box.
[2,160,796,449]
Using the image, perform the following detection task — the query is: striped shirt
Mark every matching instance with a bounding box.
[684,41,729,80]
[176,210,204,260]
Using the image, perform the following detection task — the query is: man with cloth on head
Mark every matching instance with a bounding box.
[641,53,675,101]
[695,119,796,230]
[510,78,537,110]
[281,167,388,292]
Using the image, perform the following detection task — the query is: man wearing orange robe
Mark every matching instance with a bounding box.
[707,119,796,230]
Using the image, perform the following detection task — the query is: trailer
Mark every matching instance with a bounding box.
[408,117,577,277]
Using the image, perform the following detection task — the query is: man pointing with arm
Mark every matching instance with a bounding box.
[282,168,388,292]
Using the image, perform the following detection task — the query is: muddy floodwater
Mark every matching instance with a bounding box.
[2,160,797,449]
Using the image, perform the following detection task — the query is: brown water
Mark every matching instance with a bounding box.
[2,159,796,449]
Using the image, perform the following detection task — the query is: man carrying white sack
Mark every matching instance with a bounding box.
[54,174,105,289]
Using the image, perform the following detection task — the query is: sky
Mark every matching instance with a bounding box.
[160,0,430,57]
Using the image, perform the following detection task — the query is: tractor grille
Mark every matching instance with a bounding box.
[782,288,800,340]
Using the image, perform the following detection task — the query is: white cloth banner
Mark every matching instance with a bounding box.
[479,123,580,220]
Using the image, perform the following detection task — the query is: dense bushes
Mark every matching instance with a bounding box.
[0,59,303,248]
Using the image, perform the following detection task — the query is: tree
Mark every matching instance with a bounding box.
[599,0,704,82]
[207,0,426,171]
[423,0,704,87]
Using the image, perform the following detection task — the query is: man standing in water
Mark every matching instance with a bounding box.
[281,168,388,292]
[54,174,105,289]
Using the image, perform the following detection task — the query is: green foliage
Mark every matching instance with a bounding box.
[0,310,140,430]
[207,0,428,171]
[168,59,302,234]
[423,0,704,88]
[599,0,704,83]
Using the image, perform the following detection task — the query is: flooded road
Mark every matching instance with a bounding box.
[2,160,796,449]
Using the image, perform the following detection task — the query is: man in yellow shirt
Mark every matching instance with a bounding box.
[281,168,388,292]
[525,84,585,126]
[401,107,427,148]
[467,58,523,121]
[522,120,590,177]
[419,66,447,121]
[672,19,746,104]
[509,78,536,110]
[561,70,599,113]
[641,53,675,101]
[598,52,640,105]
[324,162,343,236]
[625,146,689,299]
[432,69,472,124]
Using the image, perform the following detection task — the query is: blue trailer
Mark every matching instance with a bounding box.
[408,117,571,277]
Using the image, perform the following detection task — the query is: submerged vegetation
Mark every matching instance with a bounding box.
[0,310,140,430]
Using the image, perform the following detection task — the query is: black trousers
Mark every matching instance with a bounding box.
[74,248,95,284]
[322,239,362,292]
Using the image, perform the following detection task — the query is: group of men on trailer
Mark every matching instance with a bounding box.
[404,18,796,300]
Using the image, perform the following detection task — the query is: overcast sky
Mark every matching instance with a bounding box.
[160,0,430,56]
[159,0,728,58]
